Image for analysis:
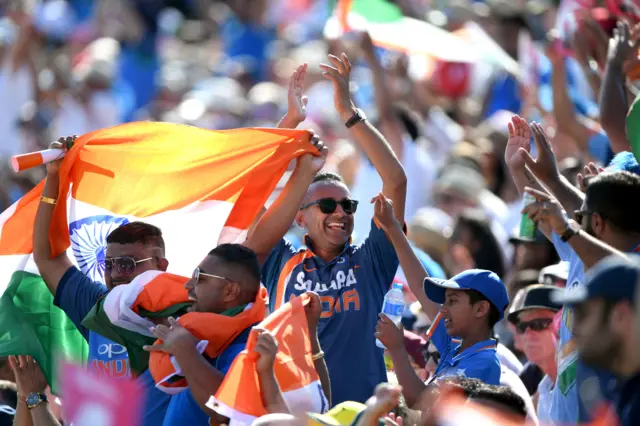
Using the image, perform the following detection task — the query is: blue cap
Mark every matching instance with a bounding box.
[423,269,510,320]
[552,255,640,305]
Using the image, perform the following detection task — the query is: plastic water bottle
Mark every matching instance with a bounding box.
[376,283,405,349]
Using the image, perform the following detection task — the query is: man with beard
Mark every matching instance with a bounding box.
[553,256,640,426]
[506,115,640,423]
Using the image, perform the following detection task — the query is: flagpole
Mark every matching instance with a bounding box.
[11,148,66,173]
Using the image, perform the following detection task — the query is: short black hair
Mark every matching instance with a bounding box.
[208,244,261,300]
[467,289,501,329]
[0,381,17,409]
[312,171,345,185]
[107,222,165,251]
[472,383,528,419]
[585,171,640,233]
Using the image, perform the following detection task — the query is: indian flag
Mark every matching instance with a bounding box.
[0,121,315,392]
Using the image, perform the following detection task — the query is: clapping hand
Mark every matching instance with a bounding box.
[320,53,356,119]
[143,317,197,355]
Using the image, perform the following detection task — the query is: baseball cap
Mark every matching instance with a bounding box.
[307,401,367,426]
[538,261,569,286]
[552,255,640,305]
[423,269,510,320]
[507,284,562,324]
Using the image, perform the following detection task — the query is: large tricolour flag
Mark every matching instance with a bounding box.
[0,121,315,392]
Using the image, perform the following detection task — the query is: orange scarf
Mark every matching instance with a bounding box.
[149,287,268,393]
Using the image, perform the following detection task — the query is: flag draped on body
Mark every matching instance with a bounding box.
[0,121,315,392]
[207,293,328,426]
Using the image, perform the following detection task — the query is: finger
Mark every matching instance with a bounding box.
[298,63,308,85]
[168,317,179,327]
[49,141,63,150]
[586,162,598,175]
[319,63,339,74]
[143,344,166,352]
[577,173,584,191]
[328,54,346,75]
[150,326,169,339]
[8,356,17,370]
[378,313,391,322]
[524,186,551,201]
[342,52,352,73]
[519,149,536,170]
[508,122,515,138]
[301,96,309,106]
[18,355,27,368]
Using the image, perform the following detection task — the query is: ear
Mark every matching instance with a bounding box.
[295,210,305,228]
[610,302,633,335]
[158,258,169,272]
[474,300,491,319]
[592,213,606,236]
[224,281,242,302]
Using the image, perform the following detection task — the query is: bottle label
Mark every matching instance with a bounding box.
[382,302,404,317]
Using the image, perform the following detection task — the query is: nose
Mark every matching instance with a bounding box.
[185,278,194,291]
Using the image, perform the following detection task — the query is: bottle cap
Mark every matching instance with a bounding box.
[392,282,404,291]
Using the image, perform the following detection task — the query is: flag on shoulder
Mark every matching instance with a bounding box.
[0,122,315,392]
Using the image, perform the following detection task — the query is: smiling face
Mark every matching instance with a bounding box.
[296,181,355,251]
[184,254,241,314]
[104,243,165,290]
[439,289,477,338]
[516,309,557,365]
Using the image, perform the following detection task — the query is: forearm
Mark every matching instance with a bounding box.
[173,345,225,409]
[33,173,59,263]
[386,346,426,408]
[544,174,585,215]
[310,331,331,407]
[568,227,629,268]
[244,168,314,261]
[276,115,302,130]
[339,110,407,220]
[599,61,631,153]
[385,222,438,321]
[257,370,290,414]
[508,164,544,197]
[551,62,591,150]
[14,399,34,426]
[28,404,61,426]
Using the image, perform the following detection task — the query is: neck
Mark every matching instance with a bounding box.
[307,238,344,262]
[538,356,558,382]
[606,233,640,253]
[459,331,493,351]
[616,341,640,379]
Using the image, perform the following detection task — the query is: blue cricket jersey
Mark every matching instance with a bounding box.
[261,219,400,405]
[54,266,171,426]
[427,315,501,385]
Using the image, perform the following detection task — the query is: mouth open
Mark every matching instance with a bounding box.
[325,221,347,233]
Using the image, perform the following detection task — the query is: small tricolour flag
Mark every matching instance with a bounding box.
[207,293,327,426]
[0,122,315,392]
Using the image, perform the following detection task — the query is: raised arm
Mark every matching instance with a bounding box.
[254,329,291,414]
[32,138,75,296]
[243,134,327,264]
[320,53,407,224]
[277,63,309,130]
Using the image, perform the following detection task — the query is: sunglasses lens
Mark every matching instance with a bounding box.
[318,199,338,214]
[341,200,358,214]
[116,258,136,274]
[530,319,551,331]
[516,323,527,334]
[192,268,200,282]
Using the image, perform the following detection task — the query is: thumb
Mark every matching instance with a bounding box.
[519,148,536,168]
[301,96,309,106]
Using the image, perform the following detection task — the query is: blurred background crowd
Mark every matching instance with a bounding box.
[1,0,640,424]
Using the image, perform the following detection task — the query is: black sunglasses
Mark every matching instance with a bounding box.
[192,267,229,284]
[300,198,359,215]
[516,318,553,334]
[104,256,153,275]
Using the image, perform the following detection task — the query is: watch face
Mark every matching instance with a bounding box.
[26,393,41,406]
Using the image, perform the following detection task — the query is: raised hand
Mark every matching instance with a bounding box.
[608,20,640,67]
[577,162,604,192]
[320,53,356,117]
[521,187,570,235]
[505,115,531,169]
[253,328,278,375]
[365,383,403,419]
[371,192,397,230]
[285,63,309,126]
[46,135,76,175]
[296,131,329,175]
[143,317,197,355]
[9,355,48,395]
[375,313,404,351]
[524,122,561,184]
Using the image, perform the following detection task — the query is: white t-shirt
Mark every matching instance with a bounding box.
[351,136,436,243]
[497,343,524,375]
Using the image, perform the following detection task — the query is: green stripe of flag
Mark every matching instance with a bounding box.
[0,271,88,393]
[328,0,404,23]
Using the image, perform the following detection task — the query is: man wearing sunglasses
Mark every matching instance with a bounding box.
[507,284,561,424]
[259,53,407,405]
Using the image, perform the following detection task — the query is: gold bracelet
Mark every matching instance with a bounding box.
[312,350,325,361]
[40,196,57,205]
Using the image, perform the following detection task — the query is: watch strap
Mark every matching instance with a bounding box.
[345,108,365,128]
[560,221,579,242]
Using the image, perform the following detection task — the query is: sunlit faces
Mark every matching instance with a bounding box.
[104,243,164,290]
[516,309,557,365]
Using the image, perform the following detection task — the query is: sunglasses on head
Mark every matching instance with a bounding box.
[516,318,553,334]
[300,198,359,215]
[192,267,229,284]
[104,256,153,275]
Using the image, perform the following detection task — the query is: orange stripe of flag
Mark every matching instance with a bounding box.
[0,180,44,255]
[49,123,314,257]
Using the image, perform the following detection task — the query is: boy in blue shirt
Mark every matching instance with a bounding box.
[373,193,509,408]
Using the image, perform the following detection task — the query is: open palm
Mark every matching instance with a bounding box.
[505,115,531,168]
